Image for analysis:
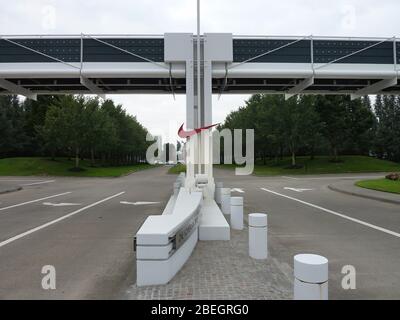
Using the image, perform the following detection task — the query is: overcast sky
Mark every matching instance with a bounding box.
[1,0,399,142]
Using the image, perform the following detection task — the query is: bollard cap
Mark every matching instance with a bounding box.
[249,213,267,227]
[294,254,328,283]
[231,197,243,206]
[221,188,231,195]
[216,182,224,188]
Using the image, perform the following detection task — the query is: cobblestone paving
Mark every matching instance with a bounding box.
[127,225,293,300]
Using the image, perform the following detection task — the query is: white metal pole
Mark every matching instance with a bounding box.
[196,0,203,174]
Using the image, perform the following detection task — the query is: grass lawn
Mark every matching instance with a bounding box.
[168,163,186,174]
[0,157,155,177]
[169,156,400,176]
[356,179,400,195]
[218,155,400,176]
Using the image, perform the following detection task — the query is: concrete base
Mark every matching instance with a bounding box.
[199,200,230,241]
[137,228,199,286]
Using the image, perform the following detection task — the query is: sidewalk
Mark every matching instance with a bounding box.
[329,180,400,205]
[126,225,293,300]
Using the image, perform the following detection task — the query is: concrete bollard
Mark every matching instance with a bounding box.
[294,254,328,300]
[221,188,231,215]
[248,213,268,260]
[215,182,223,205]
[230,197,244,230]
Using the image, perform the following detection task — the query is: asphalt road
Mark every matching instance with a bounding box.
[0,166,399,299]
[214,168,400,300]
[0,166,175,299]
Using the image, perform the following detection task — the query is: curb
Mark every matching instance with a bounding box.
[0,186,23,195]
[328,184,400,206]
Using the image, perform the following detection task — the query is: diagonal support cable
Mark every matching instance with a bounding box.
[315,37,393,70]
[0,37,81,70]
[228,36,311,70]
[84,34,169,70]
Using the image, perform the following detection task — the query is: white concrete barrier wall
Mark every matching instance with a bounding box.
[137,228,199,286]
[294,254,329,300]
[173,182,181,196]
[230,197,244,230]
[249,213,268,260]
[135,188,202,286]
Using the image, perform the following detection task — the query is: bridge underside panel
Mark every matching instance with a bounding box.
[0,76,399,95]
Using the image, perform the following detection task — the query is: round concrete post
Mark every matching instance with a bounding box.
[215,182,223,205]
[230,197,244,230]
[221,188,231,215]
[294,254,328,300]
[248,213,268,260]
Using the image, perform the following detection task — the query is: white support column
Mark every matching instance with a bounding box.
[203,59,214,196]
[185,58,196,188]
[164,33,195,188]
[0,79,37,100]
[203,33,233,198]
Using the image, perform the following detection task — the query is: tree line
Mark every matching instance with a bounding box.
[220,94,400,166]
[0,95,150,168]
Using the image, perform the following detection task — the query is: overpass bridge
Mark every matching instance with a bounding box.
[1,32,399,286]
[0,34,399,100]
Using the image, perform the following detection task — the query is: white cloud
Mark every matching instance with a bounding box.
[1,0,399,141]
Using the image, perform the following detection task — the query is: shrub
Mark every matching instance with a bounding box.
[385,173,400,181]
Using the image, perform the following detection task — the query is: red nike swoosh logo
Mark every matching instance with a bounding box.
[178,123,219,138]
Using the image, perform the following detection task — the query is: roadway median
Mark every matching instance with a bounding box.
[328,178,400,205]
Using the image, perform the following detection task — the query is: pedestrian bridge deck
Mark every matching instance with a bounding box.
[0,34,399,96]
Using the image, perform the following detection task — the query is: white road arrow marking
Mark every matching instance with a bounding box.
[120,201,160,206]
[0,192,125,248]
[43,202,81,207]
[284,187,314,193]
[231,188,245,193]
[0,192,71,212]
[282,176,299,180]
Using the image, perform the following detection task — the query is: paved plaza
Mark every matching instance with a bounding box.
[127,226,293,300]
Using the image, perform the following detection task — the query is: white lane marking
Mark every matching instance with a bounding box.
[284,187,314,193]
[231,188,245,193]
[120,201,160,206]
[282,176,299,180]
[0,179,45,182]
[43,202,81,207]
[260,188,400,239]
[22,180,55,186]
[0,192,72,212]
[0,192,125,249]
